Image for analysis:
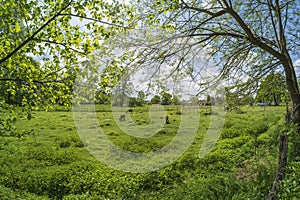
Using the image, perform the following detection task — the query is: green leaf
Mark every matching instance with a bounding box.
[15,21,21,32]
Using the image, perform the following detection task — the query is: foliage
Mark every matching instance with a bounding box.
[0,185,50,200]
[94,90,111,104]
[269,123,300,161]
[128,91,147,107]
[151,95,161,104]
[0,0,135,124]
[256,73,289,105]
[149,92,179,105]
[1,0,299,198]
[279,161,300,199]
[126,0,300,125]
[225,85,255,109]
[160,91,172,105]
[0,105,292,199]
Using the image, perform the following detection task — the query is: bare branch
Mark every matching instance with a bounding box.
[181,3,227,17]
[227,7,283,60]
[183,9,229,34]
[267,0,280,47]
[275,0,287,50]
[188,31,246,40]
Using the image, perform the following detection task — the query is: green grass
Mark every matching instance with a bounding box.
[0,105,291,199]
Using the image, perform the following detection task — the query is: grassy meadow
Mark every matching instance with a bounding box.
[1,105,299,199]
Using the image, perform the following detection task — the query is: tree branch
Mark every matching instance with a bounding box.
[181,1,227,17]
[0,77,64,84]
[267,0,280,47]
[32,38,85,54]
[188,31,246,40]
[227,7,284,61]
[0,0,73,65]
[275,0,287,50]
[184,9,229,35]
[58,13,131,29]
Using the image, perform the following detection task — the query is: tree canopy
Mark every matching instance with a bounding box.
[256,73,289,105]
[0,0,132,135]
[1,0,300,128]
[0,0,133,106]
[119,0,300,125]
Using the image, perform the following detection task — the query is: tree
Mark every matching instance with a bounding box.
[189,96,199,105]
[256,73,289,105]
[0,0,132,135]
[136,90,146,106]
[205,95,212,106]
[225,84,255,109]
[111,74,134,107]
[129,97,138,107]
[0,1,131,106]
[151,95,161,104]
[124,0,300,126]
[225,86,242,109]
[172,95,180,105]
[95,90,111,104]
[161,91,172,105]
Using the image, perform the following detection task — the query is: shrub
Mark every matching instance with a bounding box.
[223,120,234,129]
[158,130,167,134]
[56,136,84,148]
[0,184,50,200]
[220,128,244,139]
[256,132,270,145]
[279,161,300,199]
[269,124,300,161]
[155,174,244,200]
[59,140,71,148]
[175,111,182,115]
[246,122,269,136]
[63,193,106,200]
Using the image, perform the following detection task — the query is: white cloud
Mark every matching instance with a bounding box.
[294,58,300,67]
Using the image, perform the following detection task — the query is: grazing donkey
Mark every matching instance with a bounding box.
[126,109,133,113]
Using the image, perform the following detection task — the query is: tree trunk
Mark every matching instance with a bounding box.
[282,51,300,127]
[273,92,278,106]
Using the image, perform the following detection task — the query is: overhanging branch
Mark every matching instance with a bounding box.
[32,38,85,54]
[0,0,74,65]
[58,13,131,29]
[227,7,284,61]
[188,32,245,40]
[0,77,64,84]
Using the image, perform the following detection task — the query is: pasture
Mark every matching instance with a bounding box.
[0,105,294,199]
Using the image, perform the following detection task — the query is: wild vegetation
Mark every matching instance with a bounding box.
[1,105,299,199]
[1,0,300,199]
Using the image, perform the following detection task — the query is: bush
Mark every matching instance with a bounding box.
[63,193,106,200]
[279,161,300,199]
[220,127,245,139]
[269,124,300,161]
[246,121,269,136]
[56,136,84,148]
[59,140,71,148]
[154,174,245,200]
[256,132,270,145]
[0,184,50,200]
[175,111,182,115]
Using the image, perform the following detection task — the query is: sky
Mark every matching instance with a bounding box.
[72,0,300,99]
[29,0,300,100]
